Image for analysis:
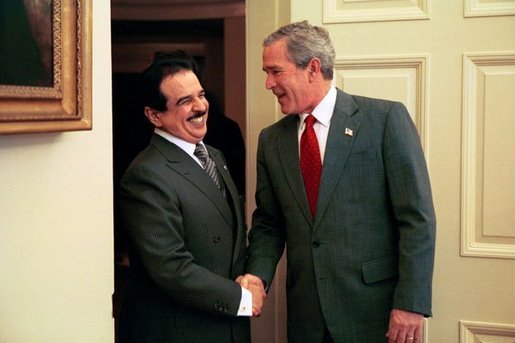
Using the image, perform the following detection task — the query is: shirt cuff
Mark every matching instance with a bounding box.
[237,287,252,316]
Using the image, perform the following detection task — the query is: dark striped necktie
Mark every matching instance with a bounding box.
[194,144,227,198]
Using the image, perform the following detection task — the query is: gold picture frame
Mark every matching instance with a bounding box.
[0,0,92,134]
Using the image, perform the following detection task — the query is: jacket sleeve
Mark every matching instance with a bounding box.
[383,102,436,316]
[246,129,287,287]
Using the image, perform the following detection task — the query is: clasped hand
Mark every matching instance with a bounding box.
[236,274,266,317]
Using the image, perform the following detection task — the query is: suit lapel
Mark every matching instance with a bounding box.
[277,116,313,223]
[209,147,247,267]
[209,147,244,220]
[314,90,361,229]
[151,135,233,226]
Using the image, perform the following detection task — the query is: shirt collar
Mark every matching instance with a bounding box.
[300,86,336,127]
[154,128,199,156]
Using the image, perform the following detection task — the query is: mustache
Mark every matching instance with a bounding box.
[188,110,207,120]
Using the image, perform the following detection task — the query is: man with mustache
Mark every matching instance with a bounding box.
[119,51,264,343]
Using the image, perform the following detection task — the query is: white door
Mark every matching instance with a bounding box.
[247,1,515,342]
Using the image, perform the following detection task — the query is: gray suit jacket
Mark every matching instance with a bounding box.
[119,134,250,343]
[247,89,436,343]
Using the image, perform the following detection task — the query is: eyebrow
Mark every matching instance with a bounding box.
[175,95,192,106]
[175,90,205,106]
[263,65,281,72]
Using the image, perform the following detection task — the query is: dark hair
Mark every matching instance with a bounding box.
[264,20,335,80]
[140,50,201,112]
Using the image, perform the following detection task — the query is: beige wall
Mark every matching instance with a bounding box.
[0,2,114,342]
[246,1,290,342]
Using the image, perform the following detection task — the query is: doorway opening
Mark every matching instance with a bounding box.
[110,4,246,340]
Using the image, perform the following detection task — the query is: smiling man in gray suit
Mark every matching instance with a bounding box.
[239,21,436,343]
[119,51,264,343]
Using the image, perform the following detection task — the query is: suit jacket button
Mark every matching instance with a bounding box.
[213,236,221,243]
[312,240,321,248]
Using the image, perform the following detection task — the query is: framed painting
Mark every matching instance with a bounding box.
[0,0,92,134]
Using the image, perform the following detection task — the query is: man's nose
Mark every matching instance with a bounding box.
[265,74,275,90]
[192,97,207,111]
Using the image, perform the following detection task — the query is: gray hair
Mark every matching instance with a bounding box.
[263,20,335,80]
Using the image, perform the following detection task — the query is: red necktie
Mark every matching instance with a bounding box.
[300,115,322,217]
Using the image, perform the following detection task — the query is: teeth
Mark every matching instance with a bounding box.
[190,116,204,123]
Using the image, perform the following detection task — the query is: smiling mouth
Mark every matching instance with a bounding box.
[188,111,206,123]
[274,92,286,100]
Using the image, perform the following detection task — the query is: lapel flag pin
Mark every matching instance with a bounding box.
[345,128,353,137]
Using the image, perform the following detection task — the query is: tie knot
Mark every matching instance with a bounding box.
[304,114,317,128]
[194,144,208,163]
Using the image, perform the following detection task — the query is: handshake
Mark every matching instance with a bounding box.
[236,274,267,317]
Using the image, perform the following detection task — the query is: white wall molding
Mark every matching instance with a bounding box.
[461,52,515,259]
[334,55,429,152]
[464,0,515,17]
[460,321,515,342]
[323,0,429,23]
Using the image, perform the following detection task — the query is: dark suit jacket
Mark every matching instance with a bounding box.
[119,134,250,343]
[246,89,436,343]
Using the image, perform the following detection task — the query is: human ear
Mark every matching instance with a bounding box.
[308,58,322,79]
[144,107,162,127]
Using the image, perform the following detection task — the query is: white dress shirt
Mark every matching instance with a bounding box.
[298,86,337,164]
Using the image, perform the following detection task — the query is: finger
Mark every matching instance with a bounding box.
[243,274,265,288]
[249,282,266,296]
[386,329,398,343]
[413,323,423,343]
[239,277,249,288]
[398,330,417,342]
[388,327,407,343]
[398,329,410,343]
[252,306,261,317]
[248,285,265,313]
